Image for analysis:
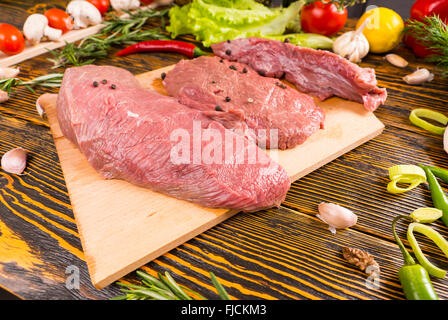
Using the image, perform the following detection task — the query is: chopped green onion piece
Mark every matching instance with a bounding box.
[410,208,443,223]
[387,165,427,193]
[407,223,448,279]
[409,108,448,135]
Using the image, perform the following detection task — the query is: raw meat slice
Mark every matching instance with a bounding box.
[56,65,291,211]
[211,38,387,111]
[163,56,325,150]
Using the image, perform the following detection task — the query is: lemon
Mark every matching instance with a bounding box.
[356,7,404,54]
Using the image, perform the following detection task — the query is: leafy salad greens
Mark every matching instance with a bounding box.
[167,0,332,49]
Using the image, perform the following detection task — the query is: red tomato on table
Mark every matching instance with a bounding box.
[45,9,74,33]
[87,0,110,16]
[300,1,347,37]
[0,23,25,56]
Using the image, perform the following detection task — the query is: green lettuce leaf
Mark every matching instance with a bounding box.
[167,0,305,47]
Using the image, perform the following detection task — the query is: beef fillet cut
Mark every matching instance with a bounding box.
[212,38,387,112]
[57,65,291,211]
[163,56,325,150]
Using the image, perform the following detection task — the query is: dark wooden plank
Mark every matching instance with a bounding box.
[1,2,448,300]
[140,207,448,300]
[0,113,123,299]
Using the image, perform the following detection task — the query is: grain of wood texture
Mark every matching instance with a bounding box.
[1,1,448,299]
[39,65,383,289]
[0,113,123,299]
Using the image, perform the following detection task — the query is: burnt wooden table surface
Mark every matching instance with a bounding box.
[1,1,448,300]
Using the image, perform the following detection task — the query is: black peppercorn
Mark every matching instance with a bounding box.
[110,84,116,89]
[229,65,237,71]
[102,79,107,84]
[215,105,223,111]
[93,81,99,87]
[219,59,223,63]
[161,72,166,80]
[284,38,290,43]
[226,40,231,43]
[242,68,248,74]
[276,82,287,89]
[225,49,231,55]
[225,96,231,102]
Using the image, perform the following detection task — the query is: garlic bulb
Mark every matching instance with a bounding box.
[317,202,358,234]
[333,18,370,63]
[1,147,27,175]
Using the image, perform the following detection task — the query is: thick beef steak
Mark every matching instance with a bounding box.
[163,56,324,150]
[57,65,290,211]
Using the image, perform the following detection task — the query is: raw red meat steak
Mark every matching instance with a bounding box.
[57,65,291,211]
[212,38,387,112]
[163,56,324,150]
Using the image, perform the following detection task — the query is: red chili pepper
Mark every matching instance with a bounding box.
[405,0,448,58]
[116,40,208,58]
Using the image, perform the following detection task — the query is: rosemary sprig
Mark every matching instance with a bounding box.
[112,270,231,300]
[47,8,169,68]
[405,15,448,78]
[0,73,63,95]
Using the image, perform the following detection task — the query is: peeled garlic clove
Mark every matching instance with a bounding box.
[0,89,8,103]
[317,202,358,234]
[403,68,434,85]
[1,147,28,175]
[385,54,408,68]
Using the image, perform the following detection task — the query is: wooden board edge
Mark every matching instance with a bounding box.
[289,118,385,182]
[93,209,239,289]
[0,5,158,68]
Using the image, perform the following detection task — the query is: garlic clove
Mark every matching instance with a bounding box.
[36,93,57,118]
[1,147,28,175]
[384,54,408,68]
[0,67,20,80]
[0,89,8,103]
[317,202,358,233]
[403,68,434,85]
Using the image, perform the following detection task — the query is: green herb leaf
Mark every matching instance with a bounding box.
[405,15,448,78]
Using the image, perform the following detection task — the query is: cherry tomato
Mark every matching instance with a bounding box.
[300,1,347,37]
[87,0,110,16]
[0,23,25,56]
[140,0,154,4]
[45,8,74,33]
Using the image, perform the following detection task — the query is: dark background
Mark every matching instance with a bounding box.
[0,0,414,301]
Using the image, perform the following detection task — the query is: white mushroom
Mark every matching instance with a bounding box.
[66,1,103,29]
[23,14,62,44]
[0,67,20,79]
[146,0,173,8]
[111,0,140,12]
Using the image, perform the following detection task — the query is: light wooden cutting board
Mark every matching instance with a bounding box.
[40,64,385,289]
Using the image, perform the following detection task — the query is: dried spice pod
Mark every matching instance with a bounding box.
[342,246,380,276]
